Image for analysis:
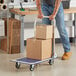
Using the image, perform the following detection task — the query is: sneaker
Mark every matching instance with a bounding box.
[62,52,72,60]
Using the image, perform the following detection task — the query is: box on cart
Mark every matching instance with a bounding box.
[26,38,52,60]
[35,25,53,39]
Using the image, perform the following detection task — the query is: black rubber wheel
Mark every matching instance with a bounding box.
[15,62,20,69]
[49,59,54,65]
[30,65,35,71]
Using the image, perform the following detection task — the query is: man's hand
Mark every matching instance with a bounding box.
[38,12,43,19]
[36,0,43,19]
[49,14,56,20]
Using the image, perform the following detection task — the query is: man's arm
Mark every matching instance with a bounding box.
[49,0,62,20]
[53,0,62,16]
[36,0,41,12]
[36,0,43,18]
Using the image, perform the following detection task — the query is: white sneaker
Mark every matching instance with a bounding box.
[54,53,57,59]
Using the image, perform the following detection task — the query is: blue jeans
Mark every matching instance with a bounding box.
[41,3,71,52]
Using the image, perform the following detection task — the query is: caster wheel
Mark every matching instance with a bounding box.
[49,59,54,65]
[30,65,35,71]
[15,62,20,69]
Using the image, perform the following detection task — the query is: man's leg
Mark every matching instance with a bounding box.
[55,3,72,60]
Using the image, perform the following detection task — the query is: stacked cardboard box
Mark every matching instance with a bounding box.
[26,25,53,60]
[0,38,7,52]
[8,18,21,54]
[35,25,53,39]
[0,18,21,54]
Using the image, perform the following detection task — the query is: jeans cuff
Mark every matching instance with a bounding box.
[65,50,70,52]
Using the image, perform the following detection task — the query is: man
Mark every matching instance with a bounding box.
[36,0,72,60]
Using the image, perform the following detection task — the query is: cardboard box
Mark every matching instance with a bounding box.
[9,18,21,46]
[62,0,70,9]
[0,38,7,52]
[1,18,21,54]
[11,46,20,54]
[36,25,53,39]
[26,38,52,60]
[0,19,5,36]
[0,38,20,53]
[9,18,21,54]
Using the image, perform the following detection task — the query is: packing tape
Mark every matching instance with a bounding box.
[0,3,7,10]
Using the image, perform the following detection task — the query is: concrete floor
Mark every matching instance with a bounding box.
[0,43,76,76]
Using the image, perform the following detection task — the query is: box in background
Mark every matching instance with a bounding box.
[11,45,20,54]
[26,38,52,60]
[1,18,21,54]
[0,38,7,52]
[62,0,70,9]
[36,25,53,39]
[8,18,21,54]
[0,19,5,36]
